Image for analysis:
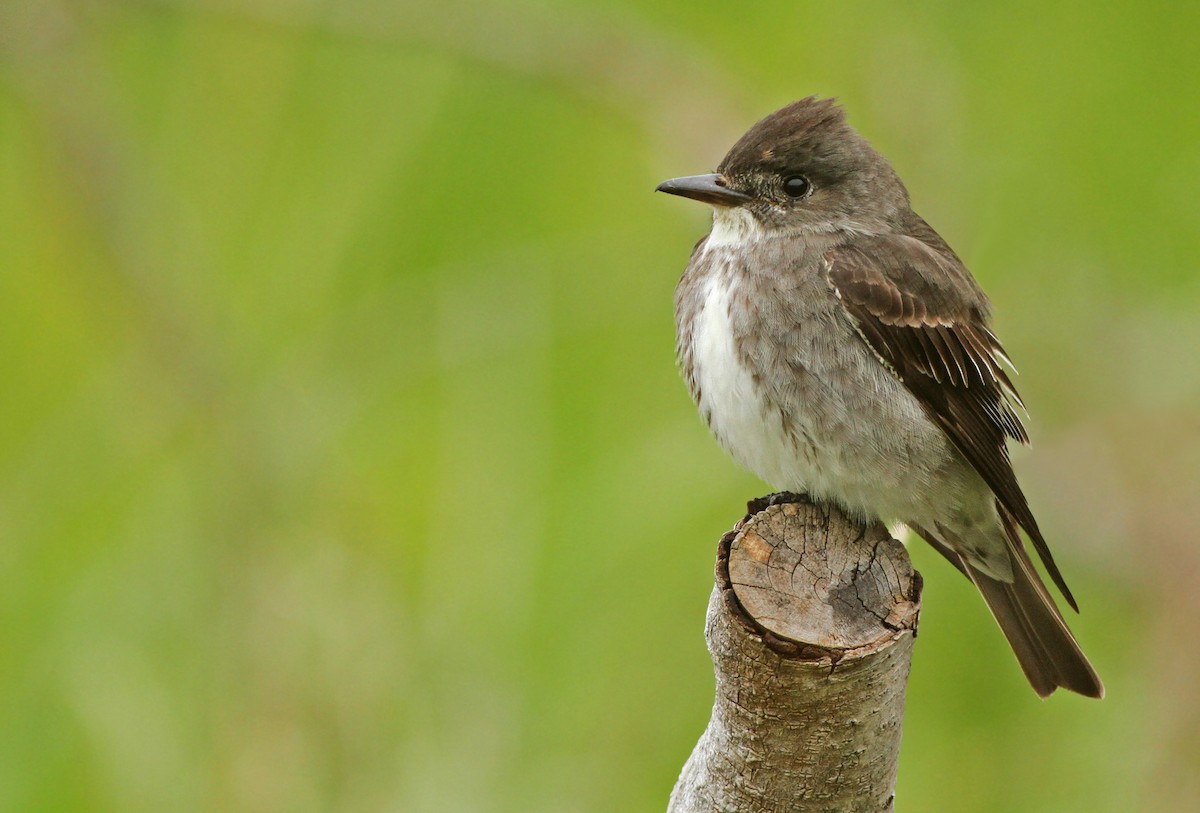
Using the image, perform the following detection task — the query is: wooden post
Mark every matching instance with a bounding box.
[668,494,922,813]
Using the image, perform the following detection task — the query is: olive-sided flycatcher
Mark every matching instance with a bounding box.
[657,97,1102,698]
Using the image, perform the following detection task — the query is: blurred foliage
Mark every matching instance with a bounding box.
[1,1,1198,811]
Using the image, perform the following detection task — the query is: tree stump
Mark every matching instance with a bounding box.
[668,494,922,813]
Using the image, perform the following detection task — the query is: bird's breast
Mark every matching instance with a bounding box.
[682,257,828,489]
[677,243,945,511]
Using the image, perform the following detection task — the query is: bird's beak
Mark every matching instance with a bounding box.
[655,173,751,207]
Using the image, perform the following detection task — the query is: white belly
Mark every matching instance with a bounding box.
[692,272,816,490]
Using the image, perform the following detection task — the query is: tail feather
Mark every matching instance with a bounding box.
[966,556,1103,698]
[913,521,1103,699]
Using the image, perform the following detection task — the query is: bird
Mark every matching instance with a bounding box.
[657,97,1102,699]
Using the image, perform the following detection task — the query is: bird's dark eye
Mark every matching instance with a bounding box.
[782,176,811,198]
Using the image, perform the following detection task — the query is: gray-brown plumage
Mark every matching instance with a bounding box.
[658,97,1102,698]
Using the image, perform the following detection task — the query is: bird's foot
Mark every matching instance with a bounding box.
[747,491,811,515]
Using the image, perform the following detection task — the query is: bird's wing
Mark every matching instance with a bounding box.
[824,232,1077,610]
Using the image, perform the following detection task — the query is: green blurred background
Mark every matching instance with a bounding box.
[2,1,1198,810]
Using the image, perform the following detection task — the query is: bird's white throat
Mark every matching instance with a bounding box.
[702,207,766,255]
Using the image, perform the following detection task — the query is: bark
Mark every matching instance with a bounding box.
[668,495,922,813]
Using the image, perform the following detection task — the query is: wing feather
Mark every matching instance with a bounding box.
[825,231,1076,610]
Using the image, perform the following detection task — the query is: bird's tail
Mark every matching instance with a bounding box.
[965,553,1103,699]
[915,517,1104,699]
